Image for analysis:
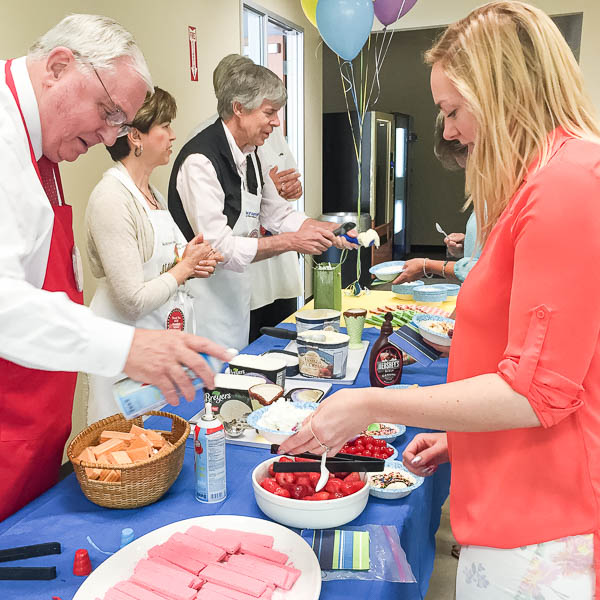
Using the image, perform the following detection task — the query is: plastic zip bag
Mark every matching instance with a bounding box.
[301,524,415,582]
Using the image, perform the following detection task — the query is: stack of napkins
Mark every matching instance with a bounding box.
[301,529,370,570]
[389,323,442,366]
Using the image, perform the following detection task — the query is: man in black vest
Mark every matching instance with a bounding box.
[168,62,355,350]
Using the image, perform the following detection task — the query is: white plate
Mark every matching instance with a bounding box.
[73,515,321,600]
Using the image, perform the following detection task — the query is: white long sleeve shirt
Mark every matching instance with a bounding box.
[0,57,133,375]
[176,120,306,272]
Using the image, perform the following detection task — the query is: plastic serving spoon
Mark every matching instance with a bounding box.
[435,222,448,238]
[314,452,330,492]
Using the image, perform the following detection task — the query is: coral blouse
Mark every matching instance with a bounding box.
[447,128,600,585]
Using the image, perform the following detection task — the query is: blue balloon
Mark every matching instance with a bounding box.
[316,0,375,62]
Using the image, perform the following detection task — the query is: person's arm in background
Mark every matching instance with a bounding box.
[393,257,462,283]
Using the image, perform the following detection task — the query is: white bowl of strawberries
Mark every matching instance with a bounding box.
[252,456,370,529]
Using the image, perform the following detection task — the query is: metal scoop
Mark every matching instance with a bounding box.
[222,417,252,438]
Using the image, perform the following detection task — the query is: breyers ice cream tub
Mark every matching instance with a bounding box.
[228,353,287,387]
[296,330,349,379]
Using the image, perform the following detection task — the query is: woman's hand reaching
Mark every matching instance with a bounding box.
[402,432,449,477]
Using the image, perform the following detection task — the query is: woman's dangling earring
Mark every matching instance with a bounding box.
[134,144,143,157]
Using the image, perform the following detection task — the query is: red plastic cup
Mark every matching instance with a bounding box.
[73,548,92,576]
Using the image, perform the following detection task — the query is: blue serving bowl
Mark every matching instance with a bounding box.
[412,313,455,347]
[368,459,425,499]
[391,280,425,299]
[434,283,460,297]
[369,261,406,282]
[246,401,319,444]
[411,285,448,303]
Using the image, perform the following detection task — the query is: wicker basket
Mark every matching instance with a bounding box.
[67,411,190,509]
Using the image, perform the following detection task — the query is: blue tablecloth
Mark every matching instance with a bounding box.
[0,325,450,600]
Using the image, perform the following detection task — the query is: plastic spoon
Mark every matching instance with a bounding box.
[435,222,448,238]
[314,451,330,492]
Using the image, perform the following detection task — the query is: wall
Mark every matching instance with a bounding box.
[381,0,600,111]
[0,0,322,458]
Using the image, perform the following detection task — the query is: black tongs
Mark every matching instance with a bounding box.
[270,444,385,473]
[0,541,60,580]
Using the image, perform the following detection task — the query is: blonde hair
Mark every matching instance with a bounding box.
[425,1,600,245]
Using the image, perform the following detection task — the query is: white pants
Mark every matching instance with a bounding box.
[456,534,594,600]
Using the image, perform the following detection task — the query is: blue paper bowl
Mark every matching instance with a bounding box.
[246,401,319,444]
[392,280,425,299]
[412,314,455,347]
[369,261,406,282]
[434,283,460,297]
[368,459,425,499]
[411,285,448,303]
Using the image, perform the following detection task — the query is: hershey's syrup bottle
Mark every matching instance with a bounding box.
[369,312,403,387]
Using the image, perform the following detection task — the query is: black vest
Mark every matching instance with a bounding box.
[168,119,263,242]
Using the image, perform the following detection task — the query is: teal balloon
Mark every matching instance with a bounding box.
[317,0,374,61]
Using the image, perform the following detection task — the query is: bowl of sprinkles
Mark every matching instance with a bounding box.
[368,460,425,499]
[361,423,406,443]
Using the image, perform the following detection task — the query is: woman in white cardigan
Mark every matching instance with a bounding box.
[85,87,222,424]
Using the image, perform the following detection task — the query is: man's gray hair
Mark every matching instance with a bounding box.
[213,54,253,96]
[217,63,286,121]
[29,14,153,92]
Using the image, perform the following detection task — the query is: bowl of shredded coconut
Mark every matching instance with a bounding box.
[246,399,319,443]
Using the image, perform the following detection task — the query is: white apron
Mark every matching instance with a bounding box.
[87,166,195,424]
[250,135,303,310]
[188,154,262,351]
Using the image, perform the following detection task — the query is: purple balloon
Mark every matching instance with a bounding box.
[374,0,418,26]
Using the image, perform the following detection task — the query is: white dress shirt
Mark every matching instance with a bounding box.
[177,120,307,272]
[0,57,133,375]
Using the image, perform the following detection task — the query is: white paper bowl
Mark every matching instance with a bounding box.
[369,260,406,282]
[411,285,448,303]
[361,423,407,444]
[368,460,425,499]
[252,457,370,529]
[412,314,455,347]
[246,401,319,444]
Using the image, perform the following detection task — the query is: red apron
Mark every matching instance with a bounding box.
[0,60,83,521]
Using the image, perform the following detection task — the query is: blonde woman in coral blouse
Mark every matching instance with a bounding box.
[281,2,600,597]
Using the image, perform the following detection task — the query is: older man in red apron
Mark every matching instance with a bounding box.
[0,16,229,521]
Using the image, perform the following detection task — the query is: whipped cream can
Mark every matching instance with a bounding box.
[194,402,227,503]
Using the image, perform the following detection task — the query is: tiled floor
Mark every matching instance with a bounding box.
[426,498,458,599]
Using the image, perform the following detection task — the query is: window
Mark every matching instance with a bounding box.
[242,3,304,213]
[243,3,305,303]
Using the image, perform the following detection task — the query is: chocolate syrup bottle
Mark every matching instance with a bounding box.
[369,312,403,387]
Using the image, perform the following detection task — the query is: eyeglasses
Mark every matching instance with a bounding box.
[91,66,132,138]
